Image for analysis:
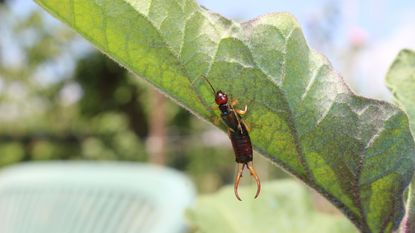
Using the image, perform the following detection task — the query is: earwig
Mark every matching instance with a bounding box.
[201,76,261,201]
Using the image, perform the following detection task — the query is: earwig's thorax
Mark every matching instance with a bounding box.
[219,104,231,115]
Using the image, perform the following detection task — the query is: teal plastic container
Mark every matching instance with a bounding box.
[0,162,195,233]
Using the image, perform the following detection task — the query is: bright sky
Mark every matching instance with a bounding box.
[196,0,415,100]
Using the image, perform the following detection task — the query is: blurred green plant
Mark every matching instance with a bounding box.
[385,49,415,233]
[74,52,148,139]
[0,14,148,162]
[0,5,149,163]
[34,0,415,232]
[188,179,358,233]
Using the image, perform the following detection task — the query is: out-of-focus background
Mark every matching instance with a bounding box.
[0,0,414,232]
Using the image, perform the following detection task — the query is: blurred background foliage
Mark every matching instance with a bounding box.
[0,1,287,195]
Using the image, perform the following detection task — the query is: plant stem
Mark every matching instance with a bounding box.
[146,90,167,165]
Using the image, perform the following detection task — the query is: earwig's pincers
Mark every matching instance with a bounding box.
[234,162,261,201]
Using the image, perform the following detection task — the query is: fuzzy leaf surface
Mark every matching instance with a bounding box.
[385,49,415,233]
[386,49,415,134]
[35,1,415,232]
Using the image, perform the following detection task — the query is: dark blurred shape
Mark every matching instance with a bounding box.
[74,52,148,139]
[171,107,192,132]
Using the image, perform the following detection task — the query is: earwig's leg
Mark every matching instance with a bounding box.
[231,99,248,115]
[212,116,221,126]
[231,109,244,134]
[236,120,244,134]
[234,163,245,201]
[242,121,263,133]
[246,162,261,199]
[210,105,219,111]
[228,128,235,135]
[230,100,248,133]
[231,98,238,107]
[235,105,248,115]
[243,121,251,132]
[209,106,220,125]
[231,97,249,116]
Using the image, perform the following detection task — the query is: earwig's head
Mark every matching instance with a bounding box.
[215,91,228,105]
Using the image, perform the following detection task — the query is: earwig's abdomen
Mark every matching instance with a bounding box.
[229,124,253,163]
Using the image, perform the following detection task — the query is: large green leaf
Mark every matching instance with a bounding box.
[386,49,415,134]
[385,49,415,233]
[35,1,415,232]
[187,180,358,233]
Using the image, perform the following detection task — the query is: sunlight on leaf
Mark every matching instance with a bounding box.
[35,1,415,232]
[386,49,415,134]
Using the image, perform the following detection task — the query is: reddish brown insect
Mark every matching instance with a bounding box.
[202,76,261,201]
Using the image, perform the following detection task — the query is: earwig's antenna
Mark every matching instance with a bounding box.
[191,76,217,94]
[201,76,216,94]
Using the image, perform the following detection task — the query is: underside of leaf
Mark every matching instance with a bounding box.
[386,49,415,134]
[35,1,415,232]
[386,49,415,233]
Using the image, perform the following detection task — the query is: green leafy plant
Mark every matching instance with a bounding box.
[35,1,415,232]
[386,49,415,233]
